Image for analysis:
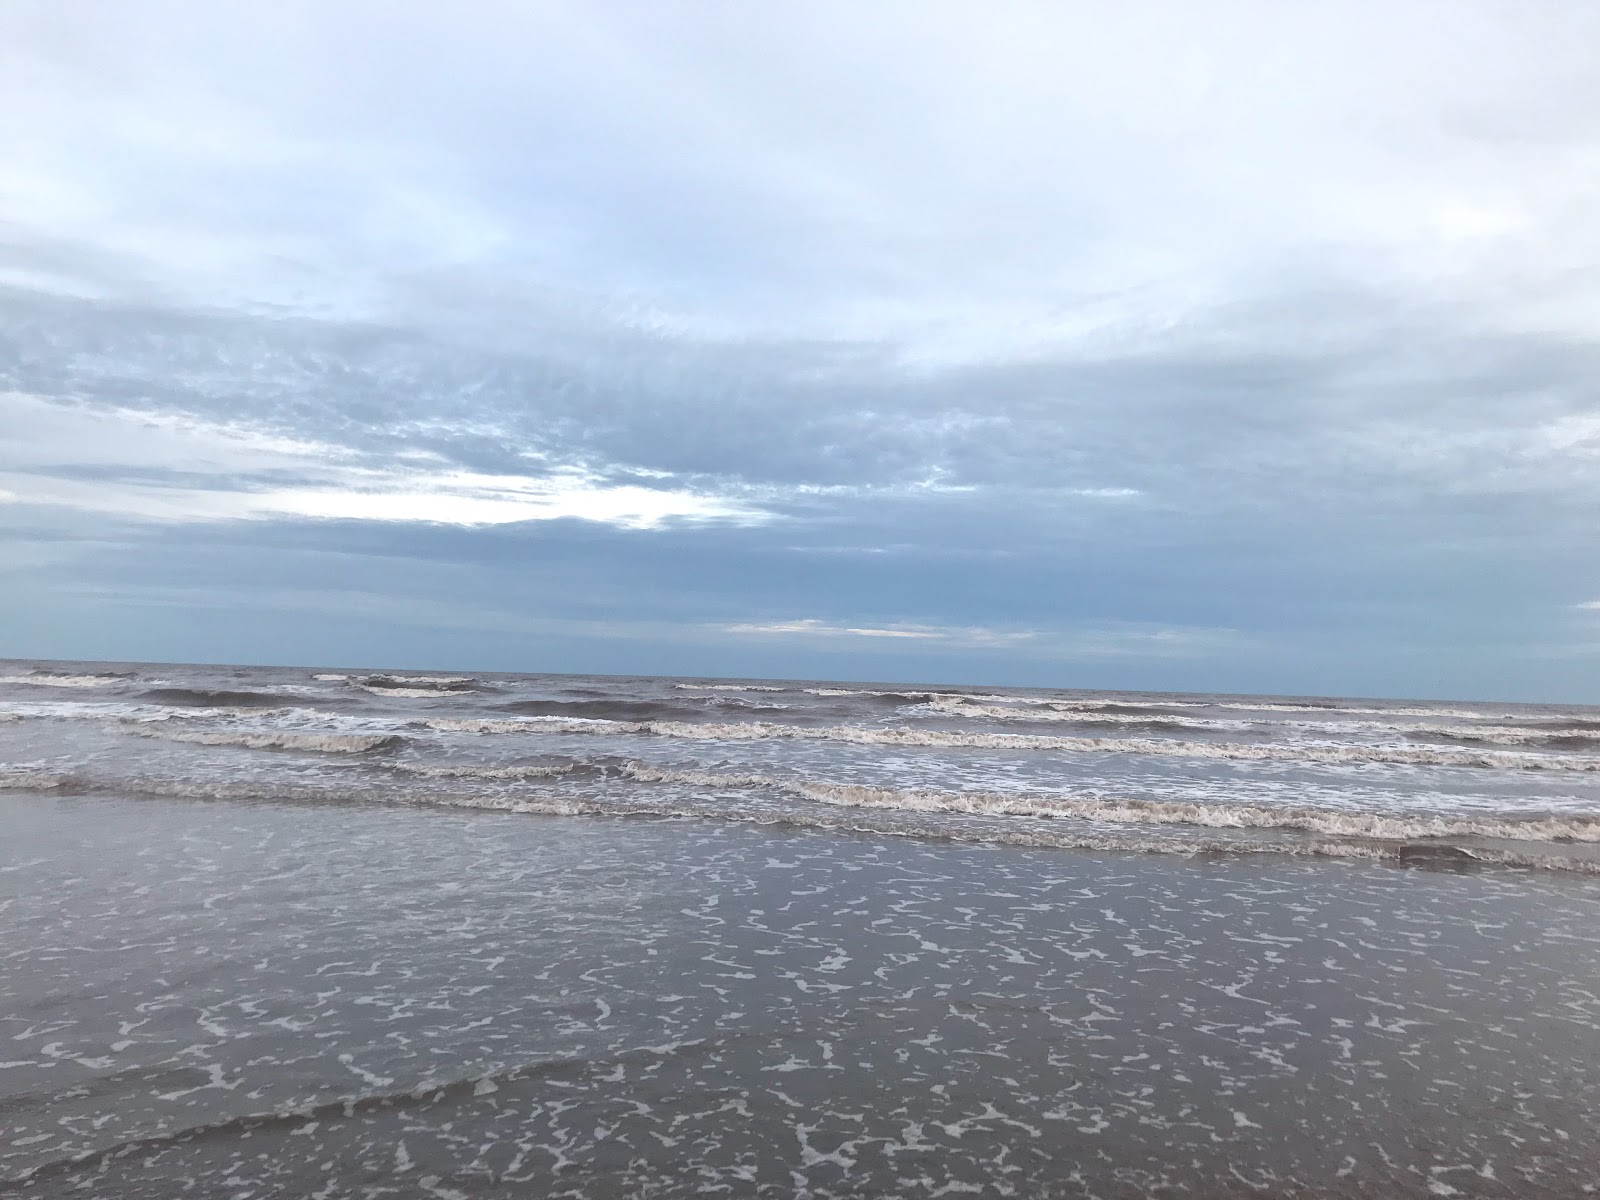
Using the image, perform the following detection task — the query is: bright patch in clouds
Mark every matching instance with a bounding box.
[1,393,766,530]
[728,619,955,641]
[726,619,1239,658]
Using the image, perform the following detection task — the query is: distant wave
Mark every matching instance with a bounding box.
[1526,717,1600,733]
[499,698,794,722]
[673,683,934,705]
[936,694,1545,721]
[619,764,1600,843]
[802,687,938,704]
[353,674,482,697]
[138,687,316,709]
[674,683,789,692]
[132,729,403,754]
[421,717,1600,771]
[923,697,1251,731]
[0,672,125,689]
[925,697,1600,749]
[670,685,1565,723]
[1401,727,1600,751]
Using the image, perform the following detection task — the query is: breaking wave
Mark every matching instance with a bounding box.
[421,717,1600,771]
[674,683,789,692]
[0,672,125,689]
[618,764,1600,843]
[391,761,583,781]
[354,674,482,697]
[925,697,1600,749]
[0,767,70,790]
[498,698,794,722]
[131,729,404,754]
[672,683,935,705]
[8,764,1597,874]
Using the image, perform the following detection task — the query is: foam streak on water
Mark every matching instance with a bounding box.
[2,658,1599,869]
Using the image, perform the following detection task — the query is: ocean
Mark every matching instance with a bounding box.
[3,659,1598,1196]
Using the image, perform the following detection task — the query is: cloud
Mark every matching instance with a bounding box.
[727,619,953,641]
[0,392,768,530]
[725,618,1240,658]
[2,2,1598,697]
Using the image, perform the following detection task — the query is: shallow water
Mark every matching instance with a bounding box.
[4,660,1600,1196]
[4,791,1599,1198]
[3,659,1600,870]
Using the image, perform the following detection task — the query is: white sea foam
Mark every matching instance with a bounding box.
[0,767,69,789]
[674,686,1561,724]
[674,683,790,692]
[20,760,1600,872]
[132,729,403,754]
[312,673,349,681]
[421,716,1600,771]
[354,684,478,698]
[933,693,1540,721]
[0,673,121,689]
[392,762,578,780]
[619,763,1600,843]
[923,697,1248,730]
[921,697,1599,747]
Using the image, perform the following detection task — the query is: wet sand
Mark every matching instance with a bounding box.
[3,791,1597,1198]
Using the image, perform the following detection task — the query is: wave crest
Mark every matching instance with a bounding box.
[619,764,1600,843]
[422,717,1600,771]
[132,729,404,754]
[0,673,124,689]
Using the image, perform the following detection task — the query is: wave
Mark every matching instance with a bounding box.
[137,687,315,709]
[926,697,1600,749]
[0,672,125,689]
[802,687,938,703]
[131,728,404,754]
[421,717,1600,771]
[1219,701,1514,719]
[618,764,1600,843]
[674,683,789,692]
[1527,718,1600,733]
[0,767,70,789]
[674,683,936,705]
[1402,727,1600,751]
[355,685,480,698]
[391,761,581,780]
[21,766,1599,875]
[898,690,1571,722]
[498,697,795,722]
[672,686,1573,724]
[923,697,1249,730]
[354,674,481,697]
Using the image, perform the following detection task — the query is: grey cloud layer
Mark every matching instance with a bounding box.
[2,0,1598,696]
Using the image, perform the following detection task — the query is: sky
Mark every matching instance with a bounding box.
[2,0,1598,701]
